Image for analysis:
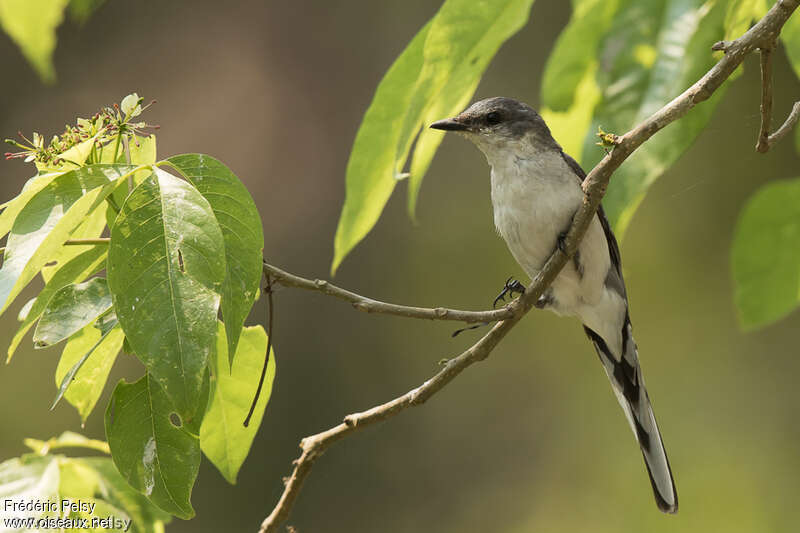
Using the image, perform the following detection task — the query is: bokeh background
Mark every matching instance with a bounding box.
[1,1,799,531]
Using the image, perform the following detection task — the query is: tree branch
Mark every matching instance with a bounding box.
[756,41,776,152]
[262,261,514,323]
[258,2,800,531]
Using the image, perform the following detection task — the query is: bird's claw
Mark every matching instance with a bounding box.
[493,276,525,308]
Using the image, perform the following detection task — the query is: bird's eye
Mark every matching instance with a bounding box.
[486,111,502,125]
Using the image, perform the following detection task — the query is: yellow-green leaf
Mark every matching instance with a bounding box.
[0,0,69,82]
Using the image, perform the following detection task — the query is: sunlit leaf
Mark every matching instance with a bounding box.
[107,168,225,420]
[165,154,264,362]
[732,178,800,330]
[0,171,63,241]
[0,0,69,82]
[33,278,112,348]
[567,0,729,238]
[333,0,536,274]
[53,318,123,420]
[724,0,759,41]
[23,431,110,455]
[0,165,136,318]
[331,20,431,275]
[105,374,200,519]
[7,245,106,362]
[0,455,61,527]
[200,323,274,484]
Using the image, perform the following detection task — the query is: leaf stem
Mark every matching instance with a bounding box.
[64,238,110,246]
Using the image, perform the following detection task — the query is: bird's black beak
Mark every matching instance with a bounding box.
[429,118,468,131]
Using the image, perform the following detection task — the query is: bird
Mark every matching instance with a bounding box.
[430,97,678,514]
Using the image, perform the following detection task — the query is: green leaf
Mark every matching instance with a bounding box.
[200,323,274,484]
[105,134,158,229]
[23,431,110,455]
[331,20,431,275]
[540,0,619,158]
[7,245,106,362]
[68,0,106,24]
[40,208,107,284]
[0,0,69,82]
[53,319,123,420]
[732,178,800,330]
[78,457,172,532]
[574,0,729,238]
[0,171,63,241]
[541,0,621,113]
[165,154,265,361]
[723,0,759,41]
[33,278,112,348]
[333,0,536,274]
[105,374,200,519]
[405,0,536,218]
[107,168,226,420]
[0,455,61,521]
[0,164,137,318]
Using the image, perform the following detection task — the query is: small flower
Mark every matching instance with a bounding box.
[120,93,143,118]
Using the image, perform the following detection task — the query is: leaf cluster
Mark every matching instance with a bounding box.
[0,94,273,524]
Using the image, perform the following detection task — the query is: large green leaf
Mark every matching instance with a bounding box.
[0,455,61,525]
[333,0,536,274]
[7,243,106,361]
[542,0,730,238]
[331,20,431,275]
[107,168,225,420]
[33,278,112,348]
[0,165,136,318]
[165,154,265,362]
[732,178,800,330]
[105,374,200,519]
[200,323,274,484]
[53,317,123,421]
[0,0,69,82]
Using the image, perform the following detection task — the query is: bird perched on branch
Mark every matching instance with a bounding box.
[430,97,678,514]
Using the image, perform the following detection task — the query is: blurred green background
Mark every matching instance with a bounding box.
[1,1,799,531]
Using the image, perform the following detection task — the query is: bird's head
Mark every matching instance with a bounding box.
[430,97,558,158]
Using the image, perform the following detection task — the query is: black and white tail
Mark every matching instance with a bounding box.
[583,315,678,514]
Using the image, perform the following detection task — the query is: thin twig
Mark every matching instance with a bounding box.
[245,275,274,427]
[767,101,800,145]
[258,2,800,531]
[756,41,775,152]
[262,261,514,323]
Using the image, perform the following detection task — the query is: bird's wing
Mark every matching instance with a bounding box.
[558,150,625,297]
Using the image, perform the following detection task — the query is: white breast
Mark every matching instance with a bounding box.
[486,144,618,331]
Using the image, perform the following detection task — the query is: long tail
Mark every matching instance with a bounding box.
[583,315,678,514]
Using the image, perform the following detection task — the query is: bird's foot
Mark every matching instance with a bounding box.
[493,277,526,308]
